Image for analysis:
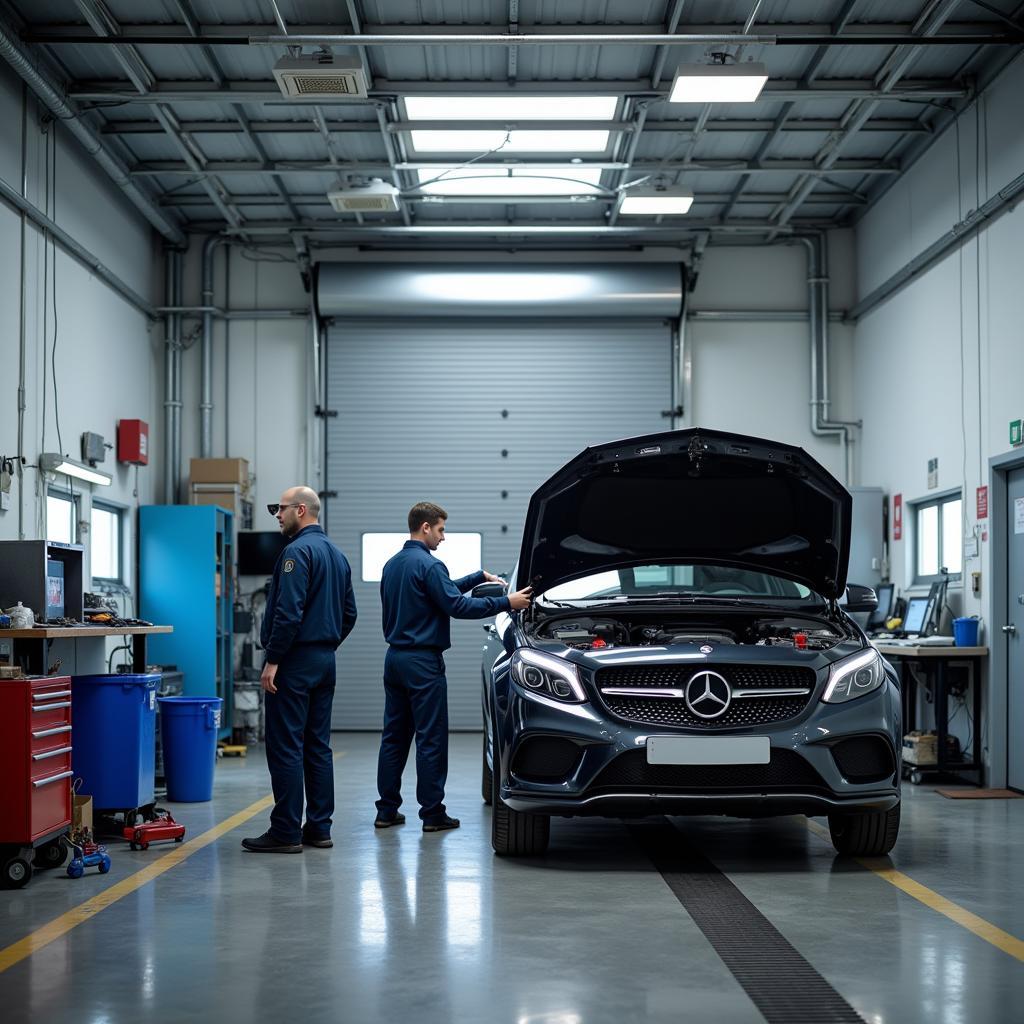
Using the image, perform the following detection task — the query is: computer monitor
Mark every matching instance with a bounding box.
[237,531,288,575]
[867,583,894,630]
[902,596,932,637]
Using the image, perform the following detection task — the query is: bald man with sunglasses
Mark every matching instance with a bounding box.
[242,486,357,854]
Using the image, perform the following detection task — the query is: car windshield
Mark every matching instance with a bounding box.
[540,564,818,605]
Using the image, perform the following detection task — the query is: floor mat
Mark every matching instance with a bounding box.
[936,788,1023,799]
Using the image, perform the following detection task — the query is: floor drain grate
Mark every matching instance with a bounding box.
[628,821,867,1024]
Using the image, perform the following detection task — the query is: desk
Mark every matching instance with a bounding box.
[0,626,173,675]
[874,644,987,784]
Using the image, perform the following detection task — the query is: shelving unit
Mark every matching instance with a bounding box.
[139,505,233,739]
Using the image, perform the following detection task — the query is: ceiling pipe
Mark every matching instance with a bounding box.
[23,31,1023,47]
[0,13,185,246]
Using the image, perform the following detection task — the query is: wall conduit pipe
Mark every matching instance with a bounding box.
[793,233,860,484]
[200,236,227,459]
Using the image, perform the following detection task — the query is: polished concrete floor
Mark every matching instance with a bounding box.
[1,732,1022,1023]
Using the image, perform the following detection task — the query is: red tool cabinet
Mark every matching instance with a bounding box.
[0,675,74,849]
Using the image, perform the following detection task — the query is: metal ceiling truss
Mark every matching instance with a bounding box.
[4,2,1021,244]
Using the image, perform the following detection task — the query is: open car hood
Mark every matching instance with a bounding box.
[516,429,851,600]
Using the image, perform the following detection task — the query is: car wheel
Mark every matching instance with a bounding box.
[482,731,493,806]
[34,838,68,870]
[828,801,900,857]
[491,759,550,857]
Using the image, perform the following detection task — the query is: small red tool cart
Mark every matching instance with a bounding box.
[0,675,73,888]
[123,811,186,850]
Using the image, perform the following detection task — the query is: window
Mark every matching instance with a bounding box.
[361,533,483,584]
[46,490,79,544]
[913,493,962,584]
[91,502,123,582]
[414,166,604,197]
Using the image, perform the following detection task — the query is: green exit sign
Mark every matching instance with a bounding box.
[1012,419,1024,446]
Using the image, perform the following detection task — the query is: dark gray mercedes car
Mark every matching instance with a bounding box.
[478,428,900,858]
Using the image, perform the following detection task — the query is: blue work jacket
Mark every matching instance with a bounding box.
[261,524,357,664]
[381,540,511,651]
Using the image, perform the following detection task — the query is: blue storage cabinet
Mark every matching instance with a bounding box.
[139,506,233,739]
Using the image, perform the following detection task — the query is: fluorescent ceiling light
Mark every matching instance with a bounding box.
[404,96,618,121]
[669,62,768,103]
[416,167,604,197]
[40,453,112,486]
[618,188,694,216]
[410,130,610,153]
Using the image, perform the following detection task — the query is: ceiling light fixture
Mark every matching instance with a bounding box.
[617,187,694,216]
[39,453,112,486]
[669,61,768,103]
[404,96,619,121]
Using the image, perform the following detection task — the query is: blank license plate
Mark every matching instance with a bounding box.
[646,736,771,766]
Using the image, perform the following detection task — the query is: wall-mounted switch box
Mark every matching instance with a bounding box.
[971,571,981,596]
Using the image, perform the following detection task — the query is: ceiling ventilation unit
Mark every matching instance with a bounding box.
[327,180,402,213]
[272,53,368,99]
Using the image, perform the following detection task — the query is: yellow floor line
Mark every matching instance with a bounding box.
[805,818,1024,962]
[0,750,346,975]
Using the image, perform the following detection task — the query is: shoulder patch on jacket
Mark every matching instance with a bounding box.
[283,558,296,573]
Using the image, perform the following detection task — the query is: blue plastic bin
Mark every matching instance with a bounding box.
[158,697,223,802]
[71,673,159,810]
[952,617,980,647]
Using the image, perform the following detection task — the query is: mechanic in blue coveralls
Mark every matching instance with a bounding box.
[374,501,532,832]
[242,486,357,854]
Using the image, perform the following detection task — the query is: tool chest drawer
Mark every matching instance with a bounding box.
[0,676,74,844]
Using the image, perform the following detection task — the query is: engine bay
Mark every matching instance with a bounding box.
[530,609,848,652]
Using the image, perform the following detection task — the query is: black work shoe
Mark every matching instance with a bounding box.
[301,830,333,849]
[373,813,406,829]
[241,831,303,854]
[423,815,460,833]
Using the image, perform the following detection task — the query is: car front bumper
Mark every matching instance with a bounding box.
[492,679,902,819]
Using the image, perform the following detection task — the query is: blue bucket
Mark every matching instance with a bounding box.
[952,617,980,647]
[71,674,159,810]
[158,697,223,802]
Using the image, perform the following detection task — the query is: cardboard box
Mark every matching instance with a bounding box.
[190,457,249,487]
[902,731,937,766]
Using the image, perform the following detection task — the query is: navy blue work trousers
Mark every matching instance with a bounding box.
[375,647,448,821]
[264,644,337,844]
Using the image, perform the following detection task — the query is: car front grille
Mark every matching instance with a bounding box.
[588,748,828,794]
[594,663,817,730]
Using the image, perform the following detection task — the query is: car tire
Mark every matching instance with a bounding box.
[828,801,900,857]
[491,760,550,857]
[482,731,493,806]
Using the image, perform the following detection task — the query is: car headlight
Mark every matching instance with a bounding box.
[510,649,587,704]
[822,649,885,704]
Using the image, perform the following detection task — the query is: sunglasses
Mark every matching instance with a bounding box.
[267,503,303,516]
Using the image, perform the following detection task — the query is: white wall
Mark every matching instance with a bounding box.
[853,54,1024,782]
[0,62,160,603]
[688,232,857,484]
[854,54,1024,619]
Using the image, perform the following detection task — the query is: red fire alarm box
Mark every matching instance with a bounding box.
[118,419,149,465]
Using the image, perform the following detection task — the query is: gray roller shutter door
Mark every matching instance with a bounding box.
[324,319,671,730]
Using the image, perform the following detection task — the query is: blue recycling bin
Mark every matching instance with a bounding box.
[158,697,223,802]
[71,673,159,811]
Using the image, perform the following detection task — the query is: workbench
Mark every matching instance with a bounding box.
[0,626,173,676]
[874,643,987,785]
